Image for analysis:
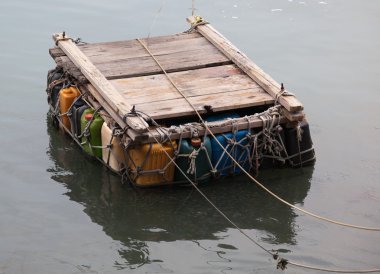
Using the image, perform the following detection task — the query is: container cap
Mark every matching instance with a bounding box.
[85,113,93,121]
[191,137,202,147]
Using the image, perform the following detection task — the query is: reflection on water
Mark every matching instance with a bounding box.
[46,115,313,269]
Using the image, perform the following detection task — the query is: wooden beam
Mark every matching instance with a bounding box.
[134,88,273,120]
[82,84,127,128]
[52,33,149,133]
[280,109,305,122]
[126,113,288,144]
[187,16,303,113]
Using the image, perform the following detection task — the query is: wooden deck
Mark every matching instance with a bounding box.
[50,16,304,137]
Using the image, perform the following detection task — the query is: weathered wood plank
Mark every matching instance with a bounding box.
[280,109,305,122]
[127,114,288,143]
[187,16,303,112]
[111,65,262,104]
[52,33,149,132]
[81,36,213,62]
[53,45,231,81]
[51,34,214,66]
[82,84,127,128]
[49,32,202,58]
[92,46,230,77]
[134,89,274,120]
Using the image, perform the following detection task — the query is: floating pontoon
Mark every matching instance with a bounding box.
[46,16,315,187]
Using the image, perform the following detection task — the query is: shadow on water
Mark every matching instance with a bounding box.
[46,115,313,268]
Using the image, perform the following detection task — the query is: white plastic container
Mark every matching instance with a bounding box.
[101,122,127,172]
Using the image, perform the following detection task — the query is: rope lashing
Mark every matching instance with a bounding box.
[185,15,209,33]
[55,32,86,46]
[274,83,295,105]
[187,148,200,175]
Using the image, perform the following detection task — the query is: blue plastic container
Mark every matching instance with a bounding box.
[210,130,250,176]
[174,136,213,182]
[207,113,250,176]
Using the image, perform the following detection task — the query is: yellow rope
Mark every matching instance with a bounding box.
[136,37,380,232]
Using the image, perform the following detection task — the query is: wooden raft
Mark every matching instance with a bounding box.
[50,16,304,142]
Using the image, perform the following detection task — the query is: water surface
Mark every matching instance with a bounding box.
[0,0,379,273]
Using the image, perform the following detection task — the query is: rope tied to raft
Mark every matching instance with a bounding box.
[184,15,209,33]
[55,32,87,46]
[134,37,380,272]
[187,148,200,175]
[274,83,295,105]
[130,110,380,274]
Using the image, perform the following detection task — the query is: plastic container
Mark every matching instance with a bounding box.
[174,136,213,182]
[101,122,127,172]
[69,99,89,137]
[80,109,104,158]
[47,68,63,108]
[285,120,315,167]
[258,126,287,170]
[210,130,250,176]
[206,113,250,176]
[59,87,80,130]
[128,141,177,187]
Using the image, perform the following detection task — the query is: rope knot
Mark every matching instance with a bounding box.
[187,149,200,175]
[276,258,288,270]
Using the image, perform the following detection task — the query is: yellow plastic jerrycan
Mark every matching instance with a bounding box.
[59,86,80,130]
[128,141,177,187]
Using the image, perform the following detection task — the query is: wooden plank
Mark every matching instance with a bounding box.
[134,89,274,120]
[81,36,213,62]
[92,46,230,78]
[49,32,203,58]
[187,16,303,112]
[111,65,262,104]
[82,84,127,128]
[127,113,288,143]
[52,33,149,132]
[280,109,305,122]
[53,46,231,81]
[51,32,231,80]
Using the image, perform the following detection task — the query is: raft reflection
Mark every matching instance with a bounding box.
[46,117,313,268]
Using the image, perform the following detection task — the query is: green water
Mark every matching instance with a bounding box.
[0,0,379,273]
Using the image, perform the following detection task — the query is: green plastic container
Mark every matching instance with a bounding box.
[174,136,213,182]
[80,109,103,158]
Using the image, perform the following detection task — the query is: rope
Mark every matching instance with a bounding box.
[184,16,209,33]
[274,83,295,105]
[187,148,200,175]
[133,38,380,272]
[128,106,380,274]
[136,38,380,231]
[287,261,380,273]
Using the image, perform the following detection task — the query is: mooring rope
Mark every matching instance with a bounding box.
[133,38,380,272]
[287,261,380,273]
[130,105,380,273]
[136,38,380,232]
